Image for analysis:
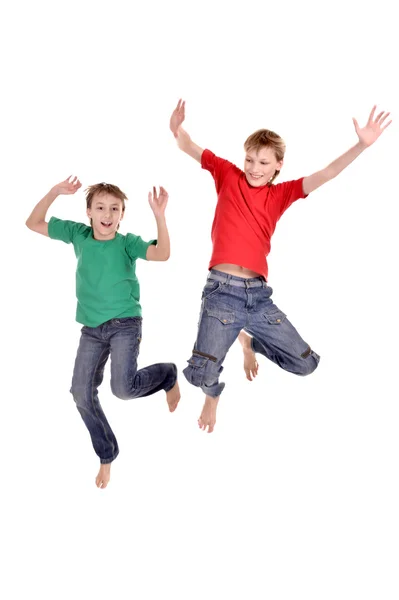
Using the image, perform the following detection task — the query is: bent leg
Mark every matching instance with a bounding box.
[247,304,320,376]
[70,328,118,464]
[109,319,177,400]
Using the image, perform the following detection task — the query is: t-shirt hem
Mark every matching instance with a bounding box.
[76,310,143,328]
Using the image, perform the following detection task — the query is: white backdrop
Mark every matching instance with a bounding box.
[1,0,398,598]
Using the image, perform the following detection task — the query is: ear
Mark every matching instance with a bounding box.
[119,209,125,222]
[276,159,284,171]
[86,207,92,220]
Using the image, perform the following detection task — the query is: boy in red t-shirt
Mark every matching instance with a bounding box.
[170,100,391,433]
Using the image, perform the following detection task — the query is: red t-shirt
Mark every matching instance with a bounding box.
[201,149,308,279]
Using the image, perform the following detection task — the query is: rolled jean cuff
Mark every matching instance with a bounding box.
[100,450,119,465]
[200,381,225,398]
[164,363,178,392]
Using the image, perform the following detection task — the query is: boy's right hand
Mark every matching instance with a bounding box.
[52,176,82,196]
[170,99,185,137]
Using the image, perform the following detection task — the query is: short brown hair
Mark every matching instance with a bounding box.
[244,129,286,185]
[85,182,128,228]
[85,182,128,211]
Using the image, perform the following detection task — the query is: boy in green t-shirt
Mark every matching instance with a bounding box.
[26,177,180,488]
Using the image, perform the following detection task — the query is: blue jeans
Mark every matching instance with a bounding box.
[70,317,177,464]
[183,270,320,397]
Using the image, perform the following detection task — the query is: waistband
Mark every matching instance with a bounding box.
[207,269,268,288]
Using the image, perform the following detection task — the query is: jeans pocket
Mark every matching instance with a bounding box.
[188,354,208,368]
[264,309,286,325]
[201,280,222,300]
[206,308,235,325]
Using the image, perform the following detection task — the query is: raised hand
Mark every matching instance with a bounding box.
[353,106,392,147]
[148,186,169,218]
[53,176,82,196]
[170,99,186,137]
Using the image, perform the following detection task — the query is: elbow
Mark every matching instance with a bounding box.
[161,252,170,262]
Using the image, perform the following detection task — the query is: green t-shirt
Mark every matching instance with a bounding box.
[48,217,156,327]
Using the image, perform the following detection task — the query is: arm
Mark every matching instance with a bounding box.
[303,106,392,196]
[25,176,82,236]
[170,99,204,163]
[146,187,170,261]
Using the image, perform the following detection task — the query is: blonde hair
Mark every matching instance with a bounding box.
[85,182,128,228]
[244,129,286,185]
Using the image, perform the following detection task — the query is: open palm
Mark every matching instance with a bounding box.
[170,99,185,137]
[148,186,169,217]
[353,106,391,147]
[54,176,82,195]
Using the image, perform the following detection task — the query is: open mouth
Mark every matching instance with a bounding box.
[101,222,112,228]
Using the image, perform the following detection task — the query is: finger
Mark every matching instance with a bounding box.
[375,110,385,123]
[382,119,392,130]
[379,112,390,125]
[368,105,376,123]
[176,98,182,110]
[352,117,359,131]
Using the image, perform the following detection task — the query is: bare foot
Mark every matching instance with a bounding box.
[166,380,181,412]
[198,395,219,433]
[238,330,259,381]
[96,463,111,489]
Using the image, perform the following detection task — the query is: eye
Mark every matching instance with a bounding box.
[113,207,118,211]
[245,158,252,162]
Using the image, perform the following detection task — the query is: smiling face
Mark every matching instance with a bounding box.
[244,146,284,187]
[243,129,286,187]
[87,192,125,240]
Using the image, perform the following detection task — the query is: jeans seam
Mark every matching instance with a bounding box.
[90,346,116,459]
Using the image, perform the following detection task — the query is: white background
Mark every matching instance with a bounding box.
[1,0,398,598]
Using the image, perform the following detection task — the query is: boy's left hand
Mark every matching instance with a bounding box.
[353,105,392,147]
[148,186,168,217]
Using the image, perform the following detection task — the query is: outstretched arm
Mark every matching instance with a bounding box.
[170,99,204,163]
[303,106,391,196]
[146,187,170,261]
[25,176,82,236]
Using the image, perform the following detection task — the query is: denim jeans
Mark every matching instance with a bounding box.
[183,269,320,397]
[70,317,177,464]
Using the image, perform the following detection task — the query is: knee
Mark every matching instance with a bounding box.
[70,383,89,408]
[110,379,130,400]
[297,348,320,376]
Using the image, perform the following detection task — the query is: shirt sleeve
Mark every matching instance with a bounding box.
[48,217,89,244]
[273,177,308,215]
[125,233,157,261]
[201,149,235,193]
